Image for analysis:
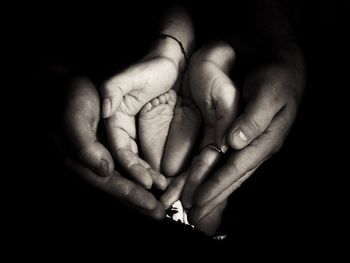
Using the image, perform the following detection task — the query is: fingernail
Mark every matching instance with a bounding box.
[99,159,110,176]
[102,98,111,118]
[232,129,248,148]
[144,176,153,190]
[237,130,248,141]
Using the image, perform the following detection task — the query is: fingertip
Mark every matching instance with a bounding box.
[158,176,168,191]
[181,197,193,210]
[181,187,194,210]
[160,195,172,210]
[150,202,166,220]
[151,170,168,191]
[143,195,157,210]
[130,164,153,189]
[95,143,115,177]
[187,207,202,226]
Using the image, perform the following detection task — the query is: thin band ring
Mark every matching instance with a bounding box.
[207,144,224,154]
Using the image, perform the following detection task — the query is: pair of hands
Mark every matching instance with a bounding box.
[55,39,304,232]
[160,41,305,230]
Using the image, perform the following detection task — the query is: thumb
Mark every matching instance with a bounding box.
[228,94,279,150]
[64,77,114,176]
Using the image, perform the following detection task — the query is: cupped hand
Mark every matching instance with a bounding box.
[55,76,165,219]
[179,41,239,210]
[194,57,305,215]
[100,52,180,190]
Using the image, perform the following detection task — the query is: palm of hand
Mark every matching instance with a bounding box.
[187,60,239,148]
[115,57,179,115]
[104,56,179,189]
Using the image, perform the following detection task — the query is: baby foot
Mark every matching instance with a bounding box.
[162,96,201,177]
[139,90,177,172]
[101,56,178,189]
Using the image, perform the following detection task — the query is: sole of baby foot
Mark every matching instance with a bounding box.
[139,90,177,172]
[162,96,201,177]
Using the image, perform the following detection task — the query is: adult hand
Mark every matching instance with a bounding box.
[159,41,239,235]
[100,37,185,190]
[180,41,239,210]
[194,54,305,215]
[55,76,165,219]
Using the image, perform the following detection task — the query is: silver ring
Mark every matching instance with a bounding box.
[207,144,224,154]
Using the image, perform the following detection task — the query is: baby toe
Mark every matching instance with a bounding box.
[167,90,177,106]
[164,92,170,101]
[159,94,166,104]
[141,102,152,113]
[151,98,160,107]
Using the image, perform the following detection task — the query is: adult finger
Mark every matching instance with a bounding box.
[160,173,188,209]
[66,156,165,219]
[190,169,256,225]
[181,147,221,209]
[114,148,154,189]
[66,157,156,211]
[228,75,286,150]
[105,119,153,189]
[196,107,293,205]
[213,78,240,152]
[148,169,168,191]
[192,200,228,236]
[63,77,114,176]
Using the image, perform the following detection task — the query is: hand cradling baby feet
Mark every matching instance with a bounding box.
[133,41,240,236]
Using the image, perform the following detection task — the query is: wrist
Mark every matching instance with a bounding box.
[189,41,235,76]
[146,36,187,72]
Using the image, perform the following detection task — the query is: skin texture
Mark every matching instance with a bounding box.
[161,94,202,177]
[138,89,177,172]
[99,6,194,190]
[173,41,240,234]
[53,5,195,223]
[52,2,306,236]
[101,55,177,190]
[57,77,165,219]
[180,0,306,231]
[189,56,305,225]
